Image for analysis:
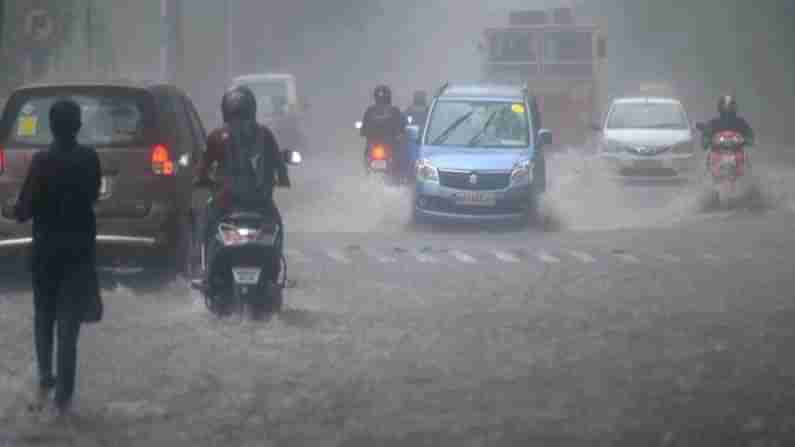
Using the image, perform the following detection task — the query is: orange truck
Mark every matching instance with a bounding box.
[479,8,607,149]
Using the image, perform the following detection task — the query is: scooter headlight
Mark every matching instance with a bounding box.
[416,158,439,183]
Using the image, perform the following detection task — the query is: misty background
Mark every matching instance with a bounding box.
[2,0,794,148]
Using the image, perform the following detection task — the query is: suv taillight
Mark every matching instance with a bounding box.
[151,144,175,176]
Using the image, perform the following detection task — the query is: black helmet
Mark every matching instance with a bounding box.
[222,85,257,122]
[49,99,82,139]
[718,95,737,116]
[412,90,428,107]
[374,84,391,105]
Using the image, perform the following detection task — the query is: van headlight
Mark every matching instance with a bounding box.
[510,159,533,184]
[416,158,439,183]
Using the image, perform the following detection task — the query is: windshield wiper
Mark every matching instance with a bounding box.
[466,110,499,147]
[431,111,474,145]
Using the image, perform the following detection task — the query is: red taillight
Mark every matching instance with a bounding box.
[370,145,389,161]
[0,146,5,175]
[151,144,175,176]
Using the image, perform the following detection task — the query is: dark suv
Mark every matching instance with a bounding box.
[0,81,207,271]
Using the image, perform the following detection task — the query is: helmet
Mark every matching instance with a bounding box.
[374,85,391,105]
[412,90,428,107]
[222,85,257,122]
[49,99,82,139]
[718,95,737,116]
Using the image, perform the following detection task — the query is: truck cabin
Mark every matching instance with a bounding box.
[483,25,606,80]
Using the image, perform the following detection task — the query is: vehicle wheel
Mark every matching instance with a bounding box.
[410,207,425,227]
[168,213,193,276]
[700,189,719,212]
[270,284,284,313]
[746,184,765,212]
[520,194,541,228]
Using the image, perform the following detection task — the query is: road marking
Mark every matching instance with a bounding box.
[568,250,595,264]
[537,250,561,264]
[658,253,681,263]
[615,253,640,264]
[449,250,477,264]
[285,249,309,262]
[369,251,396,263]
[327,250,352,264]
[495,251,520,263]
[415,252,438,263]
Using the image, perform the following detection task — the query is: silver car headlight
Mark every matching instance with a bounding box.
[510,159,534,184]
[416,158,439,183]
[603,139,630,154]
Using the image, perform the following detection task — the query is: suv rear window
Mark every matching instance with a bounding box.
[2,87,155,148]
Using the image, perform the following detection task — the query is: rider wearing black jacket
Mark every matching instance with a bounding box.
[195,86,290,278]
[702,95,755,149]
[360,85,407,171]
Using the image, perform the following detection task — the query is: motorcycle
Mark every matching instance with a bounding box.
[695,124,757,209]
[355,120,409,186]
[191,150,302,318]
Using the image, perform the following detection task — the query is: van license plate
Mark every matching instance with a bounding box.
[232,267,261,285]
[456,191,497,206]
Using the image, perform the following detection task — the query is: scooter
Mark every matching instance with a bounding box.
[355,120,412,186]
[191,150,302,318]
[695,124,757,209]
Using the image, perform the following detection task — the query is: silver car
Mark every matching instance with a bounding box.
[594,97,699,181]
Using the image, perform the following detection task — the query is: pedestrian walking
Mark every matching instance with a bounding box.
[14,98,103,421]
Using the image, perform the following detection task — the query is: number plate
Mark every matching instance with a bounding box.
[99,176,111,199]
[456,191,497,206]
[232,267,261,285]
[632,159,663,169]
[370,160,388,170]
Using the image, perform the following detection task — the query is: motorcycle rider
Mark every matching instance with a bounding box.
[404,90,429,129]
[701,95,755,149]
[360,85,407,176]
[195,85,290,282]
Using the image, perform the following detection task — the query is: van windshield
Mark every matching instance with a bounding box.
[241,81,290,117]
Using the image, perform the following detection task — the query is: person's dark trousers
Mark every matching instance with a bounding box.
[33,260,82,410]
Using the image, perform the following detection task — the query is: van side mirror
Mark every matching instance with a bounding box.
[590,122,603,132]
[538,129,552,146]
[695,122,706,132]
[406,125,421,143]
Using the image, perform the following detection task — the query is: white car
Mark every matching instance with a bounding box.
[593,97,700,181]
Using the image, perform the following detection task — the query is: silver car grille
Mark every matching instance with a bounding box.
[627,146,671,156]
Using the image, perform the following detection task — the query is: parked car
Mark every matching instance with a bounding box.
[593,96,699,181]
[230,73,308,155]
[409,82,551,224]
[0,80,207,272]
